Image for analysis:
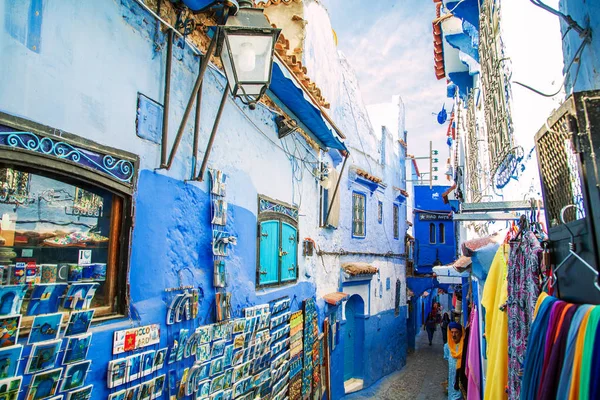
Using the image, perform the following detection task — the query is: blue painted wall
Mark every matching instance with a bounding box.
[0,0,408,398]
[559,0,600,92]
[413,185,456,274]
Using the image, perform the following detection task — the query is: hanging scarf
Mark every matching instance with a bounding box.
[567,307,594,399]
[447,325,465,369]
[466,307,481,400]
[579,306,600,399]
[590,322,600,399]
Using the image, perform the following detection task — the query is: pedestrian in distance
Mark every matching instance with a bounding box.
[441,312,450,344]
[425,310,438,346]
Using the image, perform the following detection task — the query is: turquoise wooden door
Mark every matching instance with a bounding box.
[280,222,297,282]
[258,220,279,285]
[343,300,356,381]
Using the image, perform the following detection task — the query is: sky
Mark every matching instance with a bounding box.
[320,0,450,170]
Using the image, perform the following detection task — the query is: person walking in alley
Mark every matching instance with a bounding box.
[441,313,450,344]
[444,322,465,400]
[425,309,439,346]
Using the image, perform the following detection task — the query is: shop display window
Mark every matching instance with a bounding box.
[0,165,125,328]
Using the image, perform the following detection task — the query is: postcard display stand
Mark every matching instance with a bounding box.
[209,169,233,322]
[0,284,99,400]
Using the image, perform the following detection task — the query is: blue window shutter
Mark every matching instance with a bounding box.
[280,222,298,282]
[259,220,279,285]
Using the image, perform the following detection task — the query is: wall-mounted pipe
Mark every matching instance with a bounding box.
[160,29,173,168]
[196,87,229,181]
[191,79,203,179]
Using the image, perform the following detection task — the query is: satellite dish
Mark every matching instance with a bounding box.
[437,104,448,125]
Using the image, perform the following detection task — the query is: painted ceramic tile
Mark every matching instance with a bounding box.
[196,343,210,364]
[26,284,68,316]
[223,368,233,390]
[213,260,226,288]
[222,389,232,400]
[198,325,212,344]
[108,389,126,400]
[211,340,226,359]
[140,350,155,378]
[27,367,62,400]
[60,360,91,392]
[126,354,142,382]
[0,345,22,379]
[125,384,140,400]
[28,313,63,344]
[0,315,20,348]
[183,331,197,359]
[0,285,26,316]
[232,319,246,334]
[167,332,179,365]
[152,374,165,400]
[139,379,154,400]
[209,357,224,377]
[198,379,211,398]
[212,322,232,341]
[212,199,227,226]
[223,345,234,367]
[107,358,127,388]
[233,333,246,350]
[64,310,94,337]
[210,390,224,400]
[62,333,92,365]
[40,264,58,284]
[210,373,225,394]
[62,283,98,310]
[197,362,210,381]
[175,329,188,362]
[0,375,21,400]
[166,293,185,326]
[153,348,167,372]
[26,339,61,374]
[65,384,93,400]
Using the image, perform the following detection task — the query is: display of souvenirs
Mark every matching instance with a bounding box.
[153,348,167,371]
[62,283,98,310]
[0,315,20,348]
[0,285,26,316]
[216,292,232,322]
[212,231,237,257]
[40,264,58,283]
[0,344,22,378]
[63,334,92,365]
[212,200,228,226]
[27,367,62,400]
[28,313,63,344]
[107,359,127,388]
[113,324,160,354]
[66,384,93,400]
[60,360,91,392]
[196,343,210,363]
[26,340,61,374]
[0,375,21,399]
[209,169,227,197]
[126,354,142,382]
[125,384,140,400]
[26,284,68,316]
[212,322,233,342]
[65,310,94,337]
[43,231,109,247]
[141,350,155,378]
[139,378,154,400]
[176,329,188,362]
[214,260,226,288]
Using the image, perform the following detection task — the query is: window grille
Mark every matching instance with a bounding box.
[352,192,366,238]
[393,204,399,239]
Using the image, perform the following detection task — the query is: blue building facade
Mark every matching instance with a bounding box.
[0,1,407,399]
[413,185,456,274]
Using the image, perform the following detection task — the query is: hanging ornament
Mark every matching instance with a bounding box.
[437,104,448,125]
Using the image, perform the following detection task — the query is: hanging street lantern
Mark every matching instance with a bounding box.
[218,0,281,110]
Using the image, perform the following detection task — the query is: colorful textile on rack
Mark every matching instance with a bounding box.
[482,244,509,400]
[567,307,593,399]
[590,322,600,399]
[579,306,600,398]
[466,307,481,400]
[507,232,542,400]
[556,305,593,399]
[518,294,557,400]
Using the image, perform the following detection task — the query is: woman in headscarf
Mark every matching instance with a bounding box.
[425,310,438,346]
[444,322,466,399]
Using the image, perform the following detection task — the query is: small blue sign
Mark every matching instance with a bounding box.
[136,94,163,144]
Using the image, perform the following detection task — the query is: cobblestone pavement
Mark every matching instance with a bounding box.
[344,329,448,400]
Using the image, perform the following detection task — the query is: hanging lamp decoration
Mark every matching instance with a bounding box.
[218,0,281,110]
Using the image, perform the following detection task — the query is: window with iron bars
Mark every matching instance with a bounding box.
[352,192,366,238]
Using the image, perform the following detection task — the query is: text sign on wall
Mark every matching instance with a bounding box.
[113,324,160,355]
[418,213,452,221]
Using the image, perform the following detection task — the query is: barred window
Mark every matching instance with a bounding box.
[352,192,366,238]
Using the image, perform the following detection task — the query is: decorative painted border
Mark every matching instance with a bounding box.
[0,131,135,184]
[258,196,298,221]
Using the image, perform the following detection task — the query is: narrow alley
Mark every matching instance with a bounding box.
[345,331,447,400]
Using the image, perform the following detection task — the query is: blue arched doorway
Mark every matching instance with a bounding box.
[344,294,365,383]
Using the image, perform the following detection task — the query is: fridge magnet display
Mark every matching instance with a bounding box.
[215,292,231,322]
[26,284,68,316]
[153,348,167,372]
[209,169,227,197]
[141,350,155,377]
[166,293,185,325]
[0,285,27,316]
[209,357,224,377]
[62,334,92,365]
[197,362,210,381]
[223,345,233,367]
[26,340,61,374]
[125,384,140,400]
[63,283,98,310]
[139,379,154,400]
[0,344,22,378]
[214,260,226,288]
[65,384,93,400]
[196,343,210,364]
[0,315,20,348]
[107,389,126,400]
[60,360,91,392]
[65,310,94,337]
[212,200,228,226]
[210,390,224,400]
[0,375,21,399]
[113,324,160,355]
[27,367,62,400]
[28,313,63,344]
[126,354,141,382]
[198,380,211,398]
[212,322,232,342]
[211,340,226,359]
[232,319,246,334]
[176,329,188,362]
[107,358,127,388]
[198,325,212,344]
[152,374,165,400]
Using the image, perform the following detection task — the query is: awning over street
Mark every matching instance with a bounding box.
[433,258,471,284]
[269,60,347,151]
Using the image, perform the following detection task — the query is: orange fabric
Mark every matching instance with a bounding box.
[568,308,593,400]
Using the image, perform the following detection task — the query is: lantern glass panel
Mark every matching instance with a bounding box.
[224,32,273,85]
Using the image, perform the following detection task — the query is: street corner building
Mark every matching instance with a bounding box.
[0,0,409,399]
